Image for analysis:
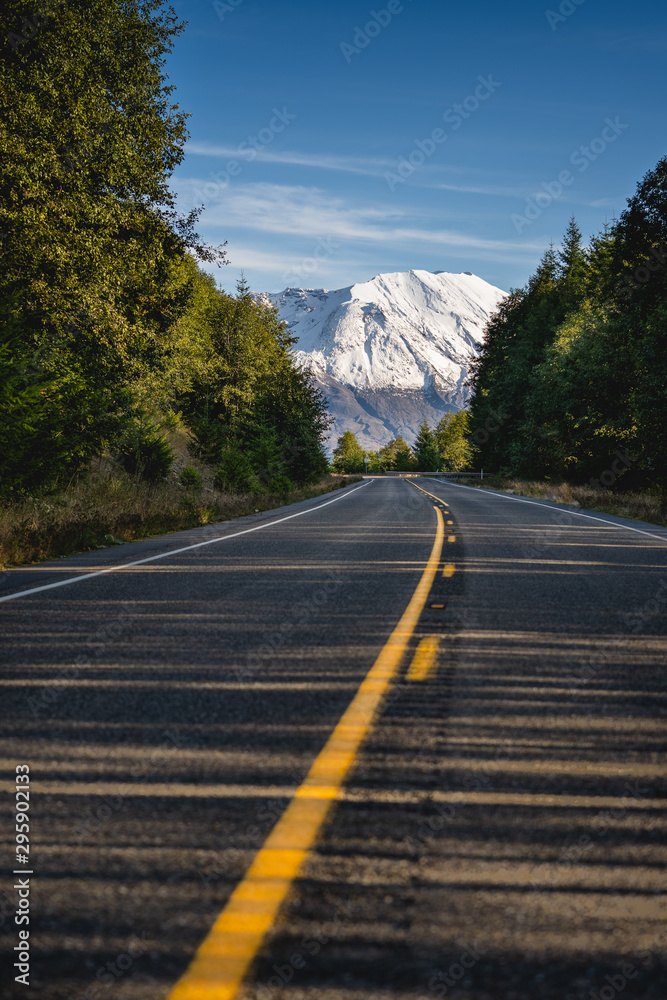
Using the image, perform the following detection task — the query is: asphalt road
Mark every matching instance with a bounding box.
[1,476,666,1000]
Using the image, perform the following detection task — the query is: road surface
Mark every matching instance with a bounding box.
[1,476,666,1000]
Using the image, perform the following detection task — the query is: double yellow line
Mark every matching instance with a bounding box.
[404,480,459,683]
[409,480,457,574]
[167,494,445,1000]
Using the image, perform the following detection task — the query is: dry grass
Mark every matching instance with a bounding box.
[0,466,362,570]
[472,477,666,527]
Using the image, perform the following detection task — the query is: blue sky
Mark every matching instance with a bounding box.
[166,0,667,295]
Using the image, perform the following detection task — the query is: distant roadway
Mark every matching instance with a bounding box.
[1,476,666,1000]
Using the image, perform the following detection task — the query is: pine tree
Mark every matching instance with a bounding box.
[181,279,329,486]
[436,411,473,471]
[559,217,587,281]
[413,420,441,471]
[393,437,415,472]
[468,155,667,490]
[558,217,589,312]
[332,431,365,473]
[0,0,225,492]
[376,436,413,471]
[586,224,617,302]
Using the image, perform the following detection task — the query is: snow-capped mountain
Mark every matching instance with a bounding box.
[270,269,506,452]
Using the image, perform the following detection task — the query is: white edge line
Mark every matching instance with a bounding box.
[0,481,371,605]
[427,479,667,544]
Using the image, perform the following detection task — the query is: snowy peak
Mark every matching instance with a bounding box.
[270,269,506,450]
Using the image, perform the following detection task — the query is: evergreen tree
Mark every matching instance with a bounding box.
[413,420,441,471]
[365,450,383,473]
[468,158,667,490]
[586,223,617,302]
[436,410,473,471]
[392,437,415,472]
[332,431,365,473]
[375,436,414,471]
[0,316,54,494]
[611,154,667,312]
[557,217,589,315]
[180,278,329,487]
[0,0,225,493]
[559,217,588,281]
[470,226,589,477]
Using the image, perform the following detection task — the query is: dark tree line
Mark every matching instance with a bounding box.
[0,1,329,497]
[469,156,667,490]
[332,412,472,473]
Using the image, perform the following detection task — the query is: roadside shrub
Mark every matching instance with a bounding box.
[213,446,255,492]
[178,465,204,492]
[116,421,174,482]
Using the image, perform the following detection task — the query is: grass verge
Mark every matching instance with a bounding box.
[465,477,667,527]
[0,469,362,570]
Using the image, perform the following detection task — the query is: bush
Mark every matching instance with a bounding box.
[116,421,174,482]
[264,472,294,494]
[178,465,204,492]
[213,446,255,492]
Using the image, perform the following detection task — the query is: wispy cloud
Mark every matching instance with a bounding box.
[589,29,667,52]
[430,180,529,198]
[175,179,546,262]
[185,143,392,176]
[586,197,620,210]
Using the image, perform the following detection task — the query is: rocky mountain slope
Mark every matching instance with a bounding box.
[269,269,506,451]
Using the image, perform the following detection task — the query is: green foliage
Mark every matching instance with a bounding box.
[469,157,667,490]
[0,7,330,498]
[116,417,174,482]
[436,410,473,471]
[0,0,224,493]
[413,420,441,471]
[178,465,204,492]
[213,445,257,493]
[392,437,415,472]
[179,278,330,487]
[364,450,383,473]
[372,436,414,472]
[332,431,365,473]
[558,216,589,312]
[0,313,54,495]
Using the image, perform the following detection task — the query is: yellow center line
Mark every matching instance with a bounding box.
[406,636,441,681]
[166,499,445,1000]
[448,534,456,543]
[442,564,456,578]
